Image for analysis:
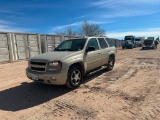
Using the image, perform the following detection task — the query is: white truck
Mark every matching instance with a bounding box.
[142,37,156,49]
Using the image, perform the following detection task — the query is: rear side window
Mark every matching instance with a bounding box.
[105,38,115,47]
[98,38,108,49]
[86,38,99,50]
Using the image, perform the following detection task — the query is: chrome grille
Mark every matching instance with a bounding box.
[30,61,46,66]
[30,60,47,72]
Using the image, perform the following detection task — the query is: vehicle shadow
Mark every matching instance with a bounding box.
[139,48,155,51]
[82,68,109,84]
[0,69,110,112]
[0,82,71,111]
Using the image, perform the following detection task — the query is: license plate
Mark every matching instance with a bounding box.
[32,74,38,80]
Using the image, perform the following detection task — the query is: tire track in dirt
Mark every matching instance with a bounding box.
[58,58,159,119]
[42,99,97,120]
[78,58,160,119]
[110,58,160,120]
[130,72,160,120]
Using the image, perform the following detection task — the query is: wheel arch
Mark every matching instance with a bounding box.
[109,54,115,60]
[68,62,85,76]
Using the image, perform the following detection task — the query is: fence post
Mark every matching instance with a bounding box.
[37,33,42,54]
[114,40,117,47]
[7,33,14,61]
[61,35,64,42]
[12,33,18,61]
[44,34,47,53]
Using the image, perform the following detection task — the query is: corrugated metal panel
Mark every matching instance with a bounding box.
[28,34,40,58]
[13,33,41,60]
[54,35,62,48]
[41,35,63,53]
[64,36,70,40]
[46,35,55,52]
[0,31,81,63]
[0,40,8,47]
[14,34,28,60]
[47,47,53,52]
[46,35,54,44]
[40,35,47,53]
[0,33,10,62]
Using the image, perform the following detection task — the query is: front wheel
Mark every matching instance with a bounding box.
[106,56,115,71]
[66,65,83,89]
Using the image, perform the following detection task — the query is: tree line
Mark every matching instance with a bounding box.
[55,21,106,37]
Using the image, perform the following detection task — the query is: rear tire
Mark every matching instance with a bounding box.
[106,56,115,71]
[66,65,83,89]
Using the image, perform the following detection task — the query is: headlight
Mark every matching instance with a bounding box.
[48,61,62,71]
[49,61,60,66]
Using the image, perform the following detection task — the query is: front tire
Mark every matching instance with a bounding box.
[66,65,83,89]
[106,56,115,71]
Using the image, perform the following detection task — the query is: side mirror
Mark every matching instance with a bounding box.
[53,47,58,51]
[86,46,96,52]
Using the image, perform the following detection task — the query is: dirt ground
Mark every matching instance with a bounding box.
[0,46,160,120]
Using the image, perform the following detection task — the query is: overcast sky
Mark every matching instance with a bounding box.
[0,0,160,39]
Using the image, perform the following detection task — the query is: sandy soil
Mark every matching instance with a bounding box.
[0,46,160,120]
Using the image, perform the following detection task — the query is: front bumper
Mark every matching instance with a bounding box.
[26,68,68,85]
[122,44,132,47]
[142,44,155,49]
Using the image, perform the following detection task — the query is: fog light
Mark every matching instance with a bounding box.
[52,77,56,80]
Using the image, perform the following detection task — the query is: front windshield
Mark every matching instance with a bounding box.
[125,38,132,40]
[147,37,154,40]
[124,37,133,41]
[135,39,140,41]
[144,40,153,44]
[54,38,87,51]
[125,40,131,42]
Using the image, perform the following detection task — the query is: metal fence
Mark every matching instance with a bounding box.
[41,34,80,53]
[107,38,122,47]
[0,32,11,62]
[0,31,122,63]
[0,32,41,63]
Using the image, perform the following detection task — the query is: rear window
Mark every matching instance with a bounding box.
[97,38,108,49]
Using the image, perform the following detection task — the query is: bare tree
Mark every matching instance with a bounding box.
[56,28,77,36]
[65,28,77,36]
[79,21,106,36]
[55,21,106,37]
[55,31,65,35]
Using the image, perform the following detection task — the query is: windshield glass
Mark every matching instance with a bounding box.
[124,37,134,41]
[144,40,153,44]
[125,38,132,40]
[147,37,154,40]
[135,39,141,41]
[54,38,87,51]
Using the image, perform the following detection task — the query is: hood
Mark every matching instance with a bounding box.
[30,51,82,61]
